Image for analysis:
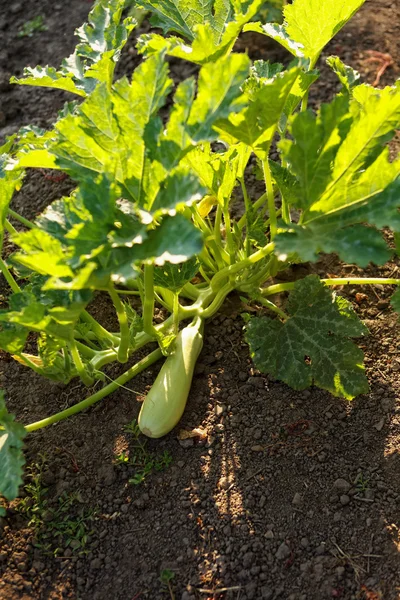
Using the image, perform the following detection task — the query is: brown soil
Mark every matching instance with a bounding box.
[1,1,400,600]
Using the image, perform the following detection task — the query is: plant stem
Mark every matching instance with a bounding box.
[201,283,233,318]
[240,178,251,256]
[211,242,275,291]
[214,204,222,247]
[262,277,400,297]
[25,349,163,433]
[80,310,119,345]
[262,160,277,240]
[257,297,288,320]
[222,205,236,264]
[238,192,268,229]
[0,257,21,293]
[143,264,157,337]
[7,209,35,229]
[181,281,201,300]
[4,220,18,236]
[172,292,179,335]
[108,285,130,363]
[75,341,97,359]
[69,339,94,386]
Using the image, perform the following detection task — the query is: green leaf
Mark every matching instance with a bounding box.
[0,156,24,249]
[246,276,369,399]
[185,143,250,205]
[51,52,249,200]
[11,230,74,278]
[0,322,29,354]
[275,85,400,267]
[137,0,263,64]
[245,0,366,63]
[216,66,300,158]
[0,391,26,501]
[154,257,199,291]
[276,223,392,267]
[278,95,351,210]
[269,160,301,206]
[327,56,361,94]
[10,0,135,96]
[133,214,203,266]
[186,54,250,142]
[390,289,400,315]
[150,168,205,215]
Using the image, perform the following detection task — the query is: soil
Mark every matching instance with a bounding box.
[1,1,400,600]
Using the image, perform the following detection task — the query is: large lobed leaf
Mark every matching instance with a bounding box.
[0,391,26,501]
[8,52,249,289]
[10,0,135,96]
[216,64,303,159]
[245,0,366,64]
[274,83,400,267]
[137,0,263,64]
[246,276,369,399]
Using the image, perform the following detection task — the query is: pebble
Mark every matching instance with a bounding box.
[364,489,375,501]
[247,376,264,389]
[98,465,116,487]
[219,476,233,490]
[243,552,254,569]
[340,494,350,506]
[90,558,103,569]
[179,438,194,448]
[333,478,351,493]
[292,492,303,506]
[276,542,291,560]
[265,530,274,540]
[214,404,224,417]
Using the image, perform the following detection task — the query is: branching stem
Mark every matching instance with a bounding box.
[25,349,163,433]
[262,160,277,240]
[69,339,94,386]
[0,257,21,293]
[108,285,130,363]
[262,277,400,297]
[7,209,35,229]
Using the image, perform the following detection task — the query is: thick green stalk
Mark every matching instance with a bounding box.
[262,277,400,297]
[4,220,18,237]
[143,265,157,337]
[108,286,130,363]
[201,283,233,319]
[262,160,277,240]
[0,257,21,293]
[223,205,236,265]
[257,297,288,320]
[211,242,275,292]
[240,178,251,256]
[7,209,35,229]
[300,56,318,112]
[69,339,94,386]
[172,292,179,336]
[25,349,163,433]
[75,341,97,359]
[81,310,119,345]
[238,192,268,229]
[214,204,223,247]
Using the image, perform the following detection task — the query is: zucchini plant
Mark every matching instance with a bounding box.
[1,0,400,502]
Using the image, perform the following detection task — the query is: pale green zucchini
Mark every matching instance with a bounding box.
[138,317,204,438]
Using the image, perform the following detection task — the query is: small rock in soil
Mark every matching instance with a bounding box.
[333,478,351,493]
[292,492,303,506]
[276,542,291,560]
[98,465,116,487]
